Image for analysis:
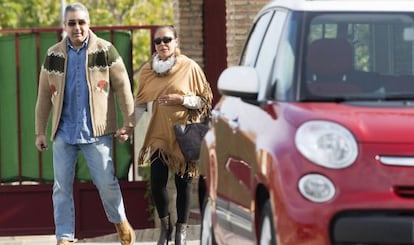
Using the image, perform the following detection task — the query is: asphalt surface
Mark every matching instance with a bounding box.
[0,225,200,245]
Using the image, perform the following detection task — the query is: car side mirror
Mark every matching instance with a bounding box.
[217,66,259,100]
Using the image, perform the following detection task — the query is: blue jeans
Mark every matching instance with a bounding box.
[52,134,126,241]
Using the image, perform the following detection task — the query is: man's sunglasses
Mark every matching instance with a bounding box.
[153,37,174,45]
[67,19,87,27]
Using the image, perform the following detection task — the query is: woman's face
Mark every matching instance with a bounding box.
[154,28,178,60]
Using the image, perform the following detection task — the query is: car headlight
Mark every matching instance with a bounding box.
[295,120,358,169]
[298,174,335,203]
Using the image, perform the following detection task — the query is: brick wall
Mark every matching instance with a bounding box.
[226,0,269,66]
[172,0,205,68]
[172,0,268,68]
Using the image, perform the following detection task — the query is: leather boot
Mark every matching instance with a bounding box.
[115,219,136,245]
[157,215,172,245]
[56,240,73,245]
[174,223,187,245]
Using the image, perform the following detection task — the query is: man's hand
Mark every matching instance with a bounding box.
[35,135,49,151]
[115,127,133,143]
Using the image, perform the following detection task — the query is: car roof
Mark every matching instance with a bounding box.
[261,0,414,13]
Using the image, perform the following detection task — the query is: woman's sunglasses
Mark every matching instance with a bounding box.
[67,19,87,27]
[153,37,174,45]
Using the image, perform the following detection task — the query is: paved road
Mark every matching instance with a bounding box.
[0,240,199,245]
[0,237,200,245]
[0,225,200,245]
[79,242,199,245]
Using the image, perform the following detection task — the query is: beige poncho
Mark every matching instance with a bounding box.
[135,54,213,176]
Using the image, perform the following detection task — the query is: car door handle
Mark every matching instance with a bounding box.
[229,118,239,133]
[211,109,221,122]
[211,108,239,132]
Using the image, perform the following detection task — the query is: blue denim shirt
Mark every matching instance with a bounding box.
[56,38,98,144]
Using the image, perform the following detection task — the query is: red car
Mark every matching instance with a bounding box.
[198,0,414,244]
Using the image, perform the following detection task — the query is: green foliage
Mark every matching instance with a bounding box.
[0,0,173,28]
[86,0,173,26]
[0,0,61,28]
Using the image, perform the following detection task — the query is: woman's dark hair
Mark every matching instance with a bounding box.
[154,25,178,38]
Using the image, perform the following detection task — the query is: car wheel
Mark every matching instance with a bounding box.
[259,200,277,245]
[200,198,217,245]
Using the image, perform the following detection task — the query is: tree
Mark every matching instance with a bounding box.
[0,0,173,28]
[0,0,61,28]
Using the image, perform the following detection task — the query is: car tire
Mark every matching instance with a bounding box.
[200,198,217,245]
[259,200,277,245]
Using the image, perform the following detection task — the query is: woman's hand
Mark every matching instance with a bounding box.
[158,94,184,105]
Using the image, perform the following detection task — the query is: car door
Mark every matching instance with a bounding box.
[213,8,288,242]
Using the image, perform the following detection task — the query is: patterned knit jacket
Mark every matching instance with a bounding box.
[35,30,135,140]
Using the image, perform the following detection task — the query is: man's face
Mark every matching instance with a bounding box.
[64,10,90,47]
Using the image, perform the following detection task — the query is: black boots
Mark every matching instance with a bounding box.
[175,223,187,245]
[157,216,187,245]
[157,216,172,245]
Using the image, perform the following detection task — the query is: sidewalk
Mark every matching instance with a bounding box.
[0,225,200,245]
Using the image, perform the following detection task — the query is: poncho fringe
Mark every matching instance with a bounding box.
[138,146,199,177]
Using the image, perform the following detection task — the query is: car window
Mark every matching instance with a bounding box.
[240,11,274,67]
[272,12,299,101]
[310,13,414,76]
[255,10,288,101]
[302,12,414,100]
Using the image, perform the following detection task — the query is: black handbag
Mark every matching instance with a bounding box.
[174,119,209,162]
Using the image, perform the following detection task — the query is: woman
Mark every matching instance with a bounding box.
[135,26,213,245]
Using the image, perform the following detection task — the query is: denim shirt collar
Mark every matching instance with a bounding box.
[66,35,89,51]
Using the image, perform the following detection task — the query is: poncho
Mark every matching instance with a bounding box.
[135,54,213,176]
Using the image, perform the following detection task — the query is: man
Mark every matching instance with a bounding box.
[35,2,135,245]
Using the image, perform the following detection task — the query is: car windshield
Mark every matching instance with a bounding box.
[302,12,414,102]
